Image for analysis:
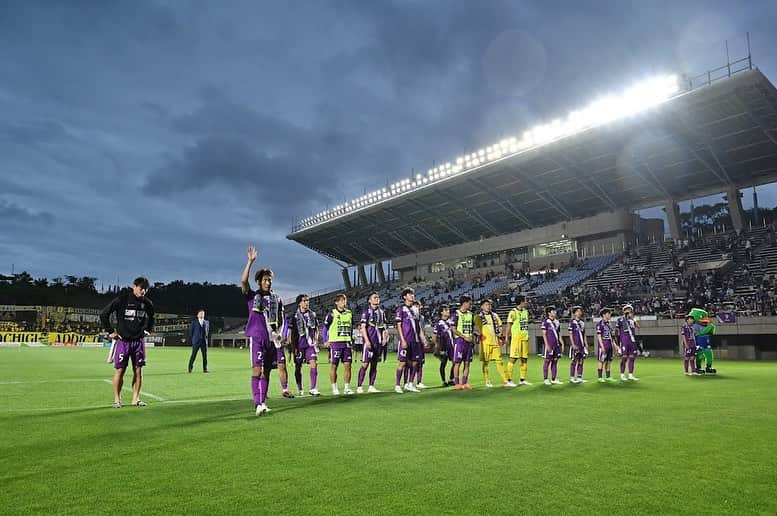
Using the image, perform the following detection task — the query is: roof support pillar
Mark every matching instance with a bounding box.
[357,265,368,287]
[341,268,352,291]
[663,200,682,241]
[726,188,745,233]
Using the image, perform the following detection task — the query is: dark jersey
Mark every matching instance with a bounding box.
[100,292,155,342]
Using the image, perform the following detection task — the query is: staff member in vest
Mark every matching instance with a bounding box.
[322,293,354,395]
[188,309,209,373]
[100,276,155,408]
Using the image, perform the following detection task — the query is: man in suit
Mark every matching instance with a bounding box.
[189,309,209,373]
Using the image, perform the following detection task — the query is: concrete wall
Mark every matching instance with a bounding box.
[392,209,633,271]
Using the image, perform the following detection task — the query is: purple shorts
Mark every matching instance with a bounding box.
[453,340,473,364]
[250,336,278,369]
[113,339,146,369]
[598,345,613,362]
[276,346,287,365]
[294,347,318,364]
[362,345,381,363]
[330,343,352,365]
[684,347,696,358]
[620,341,638,356]
[397,346,409,363]
[409,340,425,362]
[543,345,561,359]
[569,346,588,360]
[439,343,454,359]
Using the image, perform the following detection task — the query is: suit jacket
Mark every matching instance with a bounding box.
[191,318,209,345]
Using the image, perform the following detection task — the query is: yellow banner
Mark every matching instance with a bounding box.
[0,331,101,344]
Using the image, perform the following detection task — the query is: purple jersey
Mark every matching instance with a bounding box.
[290,309,317,349]
[395,304,420,345]
[681,322,696,349]
[542,318,561,349]
[434,319,454,351]
[596,319,613,347]
[244,289,286,341]
[617,317,637,346]
[568,319,586,350]
[360,306,386,347]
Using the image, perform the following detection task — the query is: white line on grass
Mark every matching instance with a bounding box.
[102,379,166,401]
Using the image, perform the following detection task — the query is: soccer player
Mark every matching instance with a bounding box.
[450,295,475,390]
[432,305,455,386]
[323,293,354,395]
[475,299,512,387]
[596,308,618,382]
[395,288,421,393]
[505,295,532,385]
[616,304,640,381]
[100,276,155,408]
[289,294,321,396]
[357,292,387,394]
[681,314,697,376]
[541,306,564,385]
[240,246,287,415]
[412,301,430,389]
[568,306,587,383]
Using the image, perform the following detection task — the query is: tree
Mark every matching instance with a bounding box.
[76,276,97,292]
[65,276,78,287]
[51,277,64,287]
[13,271,33,287]
[34,278,49,288]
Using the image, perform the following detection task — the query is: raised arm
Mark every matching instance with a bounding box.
[241,246,257,294]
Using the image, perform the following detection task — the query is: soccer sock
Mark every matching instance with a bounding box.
[551,360,558,380]
[251,376,261,405]
[482,362,491,384]
[454,375,460,385]
[407,365,415,384]
[628,357,635,374]
[417,364,423,383]
[620,357,627,374]
[506,361,514,381]
[403,366,410,384]
[357,366,367,387]
[520,361,527,381]
[294,367,303,391]
[577,362,583,378]
[369,366,377,386]
[462,375,469,385]
[570,360,576,378]
[396,368,403,386]
[597,367,603,378]
[259,376,269,404]
[310,367,317,389]
[440,362,447,382]
[543,359,550,380]
[683,359,689,373]
[495,360,507,383]
[606,369,611,378]
[449,364,455,381]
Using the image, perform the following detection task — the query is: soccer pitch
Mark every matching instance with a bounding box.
[1,348,775,515]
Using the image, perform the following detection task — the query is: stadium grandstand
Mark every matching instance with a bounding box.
[277,59,777,360]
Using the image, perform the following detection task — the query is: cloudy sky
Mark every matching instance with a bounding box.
[2,0,777,299]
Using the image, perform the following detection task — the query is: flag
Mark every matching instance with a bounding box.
[717,312,737,324]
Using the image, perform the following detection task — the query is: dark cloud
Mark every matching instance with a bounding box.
[1,0,777,297]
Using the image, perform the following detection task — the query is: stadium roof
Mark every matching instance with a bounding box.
[288,68,777,266]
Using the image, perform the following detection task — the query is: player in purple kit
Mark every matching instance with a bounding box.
[681,314,697,376]
[432,305,455,386]
[568,306,587,383]
[323,293,354,395]
[596,308,618,382]
[357,292,387,394]
[411,301,430,389]
[450,295,474,391]
[394,288,421,393]
[289,294,321,396]
[100,276,155,408]
[541,306,564,385]
[240,246,287,416]
[616,304,640,381]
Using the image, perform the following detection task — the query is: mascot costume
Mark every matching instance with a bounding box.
[688,308,716,374]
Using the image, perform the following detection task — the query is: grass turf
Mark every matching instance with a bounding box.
[1,347,775,515]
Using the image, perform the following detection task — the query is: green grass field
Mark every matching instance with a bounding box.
[1,347,775,515]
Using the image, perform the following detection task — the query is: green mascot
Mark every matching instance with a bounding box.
[688,308,716,374]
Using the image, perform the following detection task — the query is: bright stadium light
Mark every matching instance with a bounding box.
[297,73,680,230]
